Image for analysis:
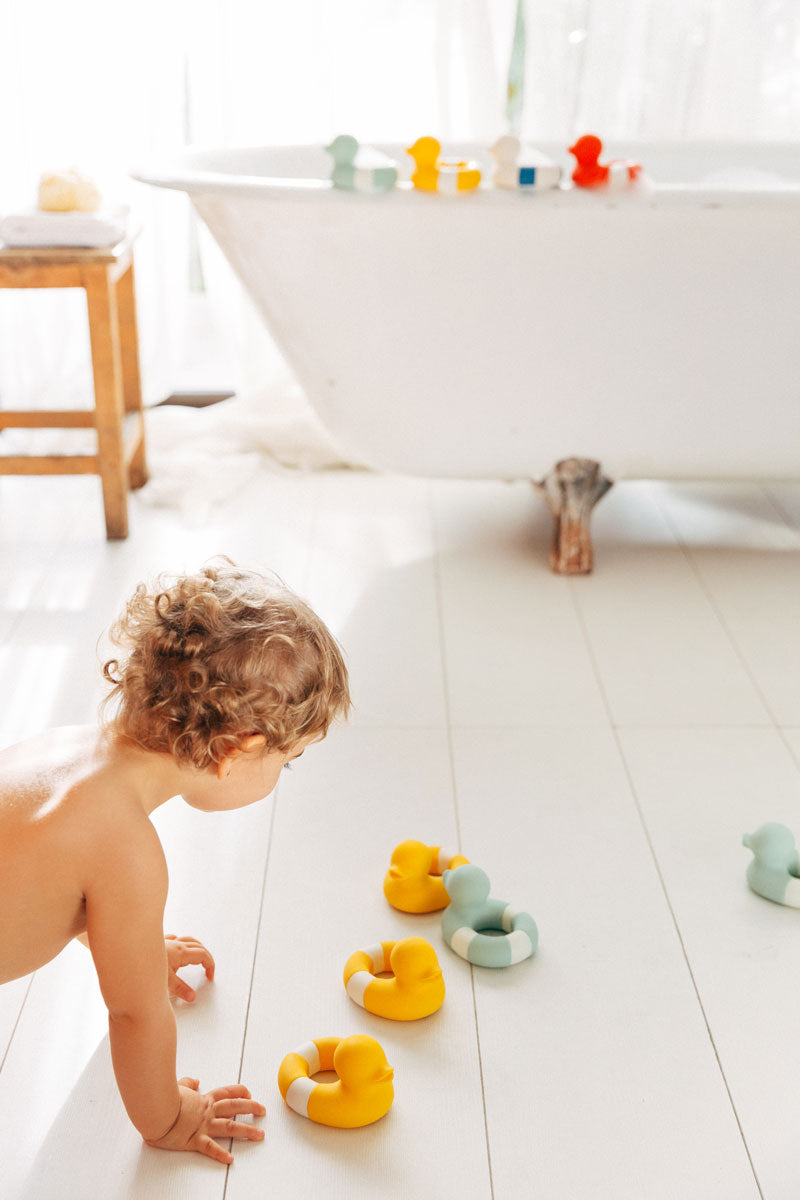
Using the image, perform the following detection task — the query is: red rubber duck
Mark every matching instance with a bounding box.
[568,134,642,190]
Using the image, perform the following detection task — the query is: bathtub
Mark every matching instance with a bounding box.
[134,141,800,571]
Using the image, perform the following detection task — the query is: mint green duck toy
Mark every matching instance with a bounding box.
[325,135,398,193]
[441,864,538,968]
[742,822,800,907]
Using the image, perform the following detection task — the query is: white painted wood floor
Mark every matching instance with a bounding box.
[2,466,800,1200]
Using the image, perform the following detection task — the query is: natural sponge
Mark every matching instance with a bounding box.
[38,168,101,213]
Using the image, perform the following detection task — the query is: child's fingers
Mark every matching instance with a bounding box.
[168,938,216,980]
[213,1097,267,1120]
[178,1076,201,1090]
[168,972,197,1003]
[196,1134,233,1166]
[184,946,215,978]
[209,1117,266,1141]
[206,1084,253,1102]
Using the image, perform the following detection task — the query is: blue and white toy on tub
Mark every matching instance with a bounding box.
[489,136,562,192]
[325,135,399,193]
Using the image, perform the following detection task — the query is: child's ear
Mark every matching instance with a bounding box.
[240,734,267,753]
[216,734,267,780]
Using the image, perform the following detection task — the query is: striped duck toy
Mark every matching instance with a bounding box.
[343,937,445,1021]
[441,863,538,968]
[278,1035,394,1128]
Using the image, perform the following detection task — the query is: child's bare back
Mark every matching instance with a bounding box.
[0,562,349,1164]
[0,725,151,983]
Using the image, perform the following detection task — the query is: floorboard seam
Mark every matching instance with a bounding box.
[568,577,765,1200]
[430,482,494,1200]
[222,790,279,1199]
[762,482,800,535]
[655,494,779,726]
[656,492,800,793]
[0,973,35,1077]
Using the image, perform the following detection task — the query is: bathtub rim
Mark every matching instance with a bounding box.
[130,139,800,208]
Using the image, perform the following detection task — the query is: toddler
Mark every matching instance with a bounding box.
[0,561,350,1165]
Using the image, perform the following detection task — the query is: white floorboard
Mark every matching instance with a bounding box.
[432,480,609,728]
[573,484,772,728]
[228,727,492,1200]
[453,726,759,1199]
[306,472,447,729]
[2,466,799,1198]
[619,727,800,1200]
[650,483,800,726]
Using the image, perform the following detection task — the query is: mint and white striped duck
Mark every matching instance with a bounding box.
[441,864,538,968]
[742,822,800,907]
[325,135,399,193]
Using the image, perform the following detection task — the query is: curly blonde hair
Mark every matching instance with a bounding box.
[102,561,350,769]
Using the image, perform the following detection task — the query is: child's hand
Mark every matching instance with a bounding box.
[145,1077,266,1164]
[164,935,215,1002]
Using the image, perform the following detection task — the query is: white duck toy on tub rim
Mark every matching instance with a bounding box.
[489,135,562,191]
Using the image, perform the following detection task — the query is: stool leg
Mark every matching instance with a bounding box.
[116,261,148,489]
[83,264,129,539]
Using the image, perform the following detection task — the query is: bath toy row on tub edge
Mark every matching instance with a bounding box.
[325,134,642,194]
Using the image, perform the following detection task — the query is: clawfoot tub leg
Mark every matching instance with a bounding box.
[534,457,613,575]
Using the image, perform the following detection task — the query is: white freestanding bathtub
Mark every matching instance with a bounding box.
[134,141,800,571]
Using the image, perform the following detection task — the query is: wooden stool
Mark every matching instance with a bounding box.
[0,236,148,539]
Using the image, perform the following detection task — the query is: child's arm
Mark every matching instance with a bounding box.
[163,935,215,1002]
[84,819,181,1140]
[84,817,264,1161]
[76,930,216,1004]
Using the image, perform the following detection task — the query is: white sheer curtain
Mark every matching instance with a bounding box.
[1,1,798,477]
[507,0,800,141]
[0,2,192,412]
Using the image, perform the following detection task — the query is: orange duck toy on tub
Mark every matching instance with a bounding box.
[569,134,643,190]
[407,137,482,194]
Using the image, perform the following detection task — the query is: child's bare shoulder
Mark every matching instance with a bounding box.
[73,762,168,900]
[0,725,166,892]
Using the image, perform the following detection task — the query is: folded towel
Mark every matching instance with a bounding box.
[0,207,128,248]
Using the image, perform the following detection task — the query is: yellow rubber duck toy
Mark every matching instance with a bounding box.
[406,137,482,194]
[278,1034,394,1128]
[384,839,470,912]
[344,937,445,1020]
